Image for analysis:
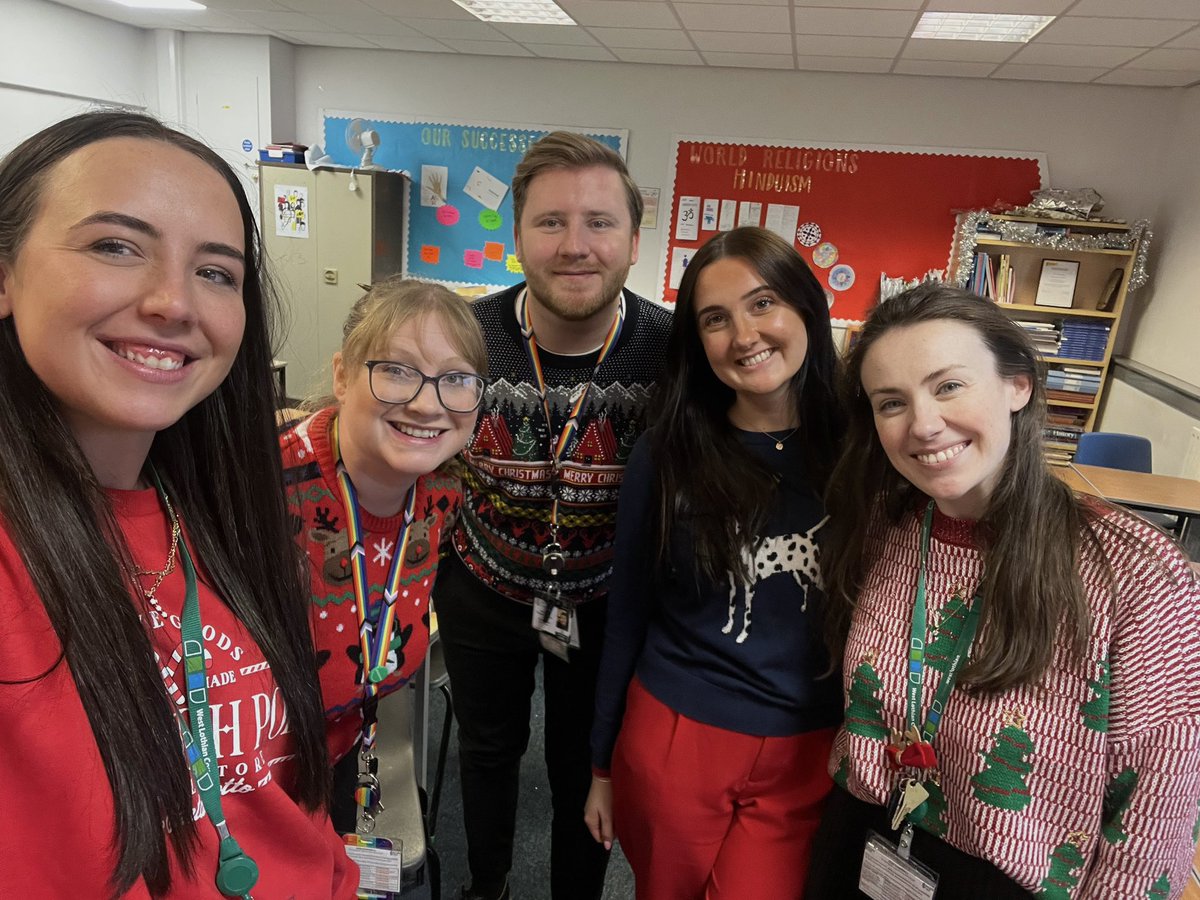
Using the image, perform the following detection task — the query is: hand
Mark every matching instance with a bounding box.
[583,776,614,850]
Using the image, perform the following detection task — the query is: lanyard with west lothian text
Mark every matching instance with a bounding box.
[151,471,259,898]
[515,288,625,569]
[897,502,984,761]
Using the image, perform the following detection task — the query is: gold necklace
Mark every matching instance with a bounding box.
[133,493,181,616]
[762,425,801,451]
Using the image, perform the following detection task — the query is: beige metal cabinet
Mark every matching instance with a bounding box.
[259,162,407,403]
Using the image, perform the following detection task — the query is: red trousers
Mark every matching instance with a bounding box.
[611,678,835,900]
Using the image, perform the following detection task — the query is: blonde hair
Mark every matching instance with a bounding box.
[307,277,487,409]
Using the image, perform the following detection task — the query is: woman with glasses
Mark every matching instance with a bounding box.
[280,276,488,833]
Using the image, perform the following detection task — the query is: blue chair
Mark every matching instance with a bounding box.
[1074,432,1153,473]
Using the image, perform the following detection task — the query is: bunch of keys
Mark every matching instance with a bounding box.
[888,777,929,831]
[542,541,565,577]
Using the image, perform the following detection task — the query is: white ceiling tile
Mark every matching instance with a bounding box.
[682,0,786,5]
[992,63,1108,82]
[701,51,794,68]
[277,30,379,47]
[675,4,790,32]
[692,31,793,53]
[494,23,599,45]
[1035,17,1193,46]
[793,8,919,37]
[1066,0,1200,18]
[276,0,363,11]
[1130,47,1200,69]
[793,0,922,8]
[586,27,693,49]
[406,18,507,39]
[795,55,894,72]
[1095,67,1200,85]
[556,1,680,29]
[1009,42,1144,67]
[611,47,705,64]
[792,34,903,57]
[438,39,536,56]
[524,43,618,60]
[206,0,291,11]
[893,59,999,76]
[365,34,457,51]
[925,0,1071,12]
[306,11,420,35]
[902,38,1022,62]
[224,9,325,29]
[1166,25,1200,48]
[360,0,474,17]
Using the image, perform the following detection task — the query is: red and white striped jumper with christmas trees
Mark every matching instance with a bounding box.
[831,503,1200,898]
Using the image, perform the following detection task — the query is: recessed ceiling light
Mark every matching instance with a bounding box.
[110,0,206,8]
[912,12,1054,43]
[451,0,575,26]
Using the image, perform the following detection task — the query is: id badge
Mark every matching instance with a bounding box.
[343,834,403,899]
[531,595,572,640]
[858,830,938,900]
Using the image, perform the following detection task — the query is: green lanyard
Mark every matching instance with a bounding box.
[153,473,259,898]
[906,502,984,745]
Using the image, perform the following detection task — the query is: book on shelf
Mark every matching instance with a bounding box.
[1046,389,1097,404]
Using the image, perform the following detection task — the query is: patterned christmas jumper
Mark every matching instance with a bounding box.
[451,283,673,607]
[281,406,460,763]
[830,503,1200,898]
[0,488,357,897]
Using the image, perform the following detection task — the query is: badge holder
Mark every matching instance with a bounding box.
[532,537,578,662]
[859,826,938,900]
[343,740,404,898]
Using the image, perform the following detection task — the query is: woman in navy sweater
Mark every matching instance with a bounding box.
[585,226,845,899]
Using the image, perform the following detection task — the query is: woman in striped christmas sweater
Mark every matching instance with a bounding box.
[807,283,1200,899]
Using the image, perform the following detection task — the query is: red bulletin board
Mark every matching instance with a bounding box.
[662,138,1045,324]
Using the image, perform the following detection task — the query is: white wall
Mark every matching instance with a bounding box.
[1,0,154,154]
[292,47,1174,302]
[1093,85,1200,474]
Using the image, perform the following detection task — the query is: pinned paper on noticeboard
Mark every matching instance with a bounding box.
[463,166,508,211]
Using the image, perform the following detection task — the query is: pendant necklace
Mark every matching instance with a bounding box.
[762,425,800,451]
[133,492,182,623]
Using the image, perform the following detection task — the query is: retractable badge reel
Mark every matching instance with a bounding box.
[343,748,405,899]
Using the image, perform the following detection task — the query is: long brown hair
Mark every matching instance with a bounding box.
[0,111,328,895]
[652,226,844,585]
[822,283,1098,692]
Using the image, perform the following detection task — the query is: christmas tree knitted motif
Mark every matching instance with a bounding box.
[833,755,849,790]
[1080,654,1111,733]
[924,588,969,675]
[1193,798,1200,844]
[1101,767,1138,845]
[971,707,1035,810]
[845,651,890,739]
[1035,831,1088,899]
[1146,872,1171,900]
[512,417,538,461]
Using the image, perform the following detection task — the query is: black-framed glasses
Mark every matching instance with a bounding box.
[364,360,486,413]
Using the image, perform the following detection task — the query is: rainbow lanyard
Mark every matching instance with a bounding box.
[330,418,417,744]
[150,470,258,898]
[515,289,625,536]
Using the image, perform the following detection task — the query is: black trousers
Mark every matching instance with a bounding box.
[804,787,1033,899]
[434,552,611,900]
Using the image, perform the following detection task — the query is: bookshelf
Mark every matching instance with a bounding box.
[952,211,1150,465]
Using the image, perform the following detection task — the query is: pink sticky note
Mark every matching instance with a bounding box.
[464,249,484,269]
[483,241,505,262]
[420,245,440,265]
[436,204,460,226]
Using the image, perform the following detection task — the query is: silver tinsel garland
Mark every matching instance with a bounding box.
[951,211,1152,292]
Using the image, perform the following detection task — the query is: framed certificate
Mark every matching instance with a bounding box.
[1034,259,1079,308]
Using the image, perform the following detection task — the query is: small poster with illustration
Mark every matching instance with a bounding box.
[274,185,308,239]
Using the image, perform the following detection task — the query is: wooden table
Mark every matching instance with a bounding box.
[1055,464,1200,542]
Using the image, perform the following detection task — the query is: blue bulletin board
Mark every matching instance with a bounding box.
[321,112,628,288]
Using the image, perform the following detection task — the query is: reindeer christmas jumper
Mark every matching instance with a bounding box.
[280,407,459,763]
[590,429,843,776]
